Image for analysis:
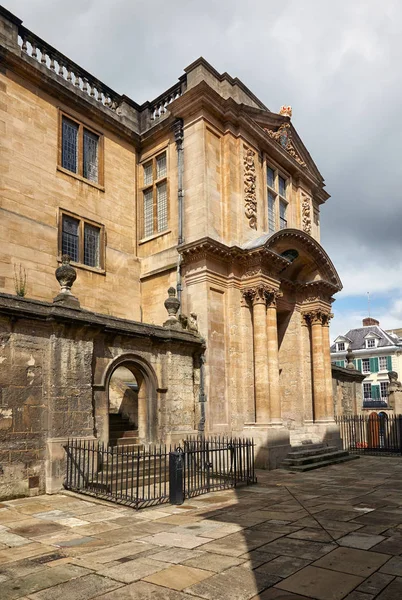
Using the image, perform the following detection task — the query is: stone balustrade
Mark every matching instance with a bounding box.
[148,77,186,121]
[18,25,122,112]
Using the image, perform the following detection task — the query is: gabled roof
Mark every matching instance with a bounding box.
[330,325,401,352]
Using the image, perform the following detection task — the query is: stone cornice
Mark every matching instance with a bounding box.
[0,293,204,348]
[178,237,290,277]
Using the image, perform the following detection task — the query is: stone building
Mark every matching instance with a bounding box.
[0,5,344,496]
[331,317,402,415]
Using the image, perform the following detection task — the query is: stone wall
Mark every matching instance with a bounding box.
[0,293,203,500]
[332,364,365,417]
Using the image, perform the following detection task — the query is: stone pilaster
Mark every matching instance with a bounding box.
[266,292,281,424]
[303,310,327,421]
[322,312,334,419]
[242,285,270,423]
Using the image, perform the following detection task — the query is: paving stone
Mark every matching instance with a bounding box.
[78,541,157,564]
[27,573,122,600]
[256,555,311,578]
[0,531,32,547]
[0,564,90,600]
[287,528,335,543]
[356,572,395,594]
[380,555,402,575]
[33,511,72,522]
[376,576,402,599]
[337,533,386,549]
[370,535,402,554]
[201,531,283,557]
[9,523,67,539]
[144,564,213,590]
[183,552,245,572]
[148,548,204,564]
[0,543,56,564]
[314,509,363,522]
[98,557,168,583]
[95,580,196,599]
[257,537,336,560]
[313,547,390,577]
[141,531,213,549]
[184,565,281,600]
[275,565,364,600]
[254,589,312,599]
[343,592,375,600]
[238,550,277,569]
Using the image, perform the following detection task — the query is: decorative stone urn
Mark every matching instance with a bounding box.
[53,255,80,308]
[345,348,355,369]
[163,287,181,330]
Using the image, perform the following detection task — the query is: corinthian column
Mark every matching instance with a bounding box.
[266,292,281,424]
[243,286,270,422]
[307,311,327,421]
[322,312,334,419]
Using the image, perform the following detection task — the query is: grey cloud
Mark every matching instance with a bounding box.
[5,0,402,296]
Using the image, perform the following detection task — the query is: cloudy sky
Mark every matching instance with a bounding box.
[5,0,402,340]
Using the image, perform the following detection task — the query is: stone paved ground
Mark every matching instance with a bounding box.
[1,457,402,599]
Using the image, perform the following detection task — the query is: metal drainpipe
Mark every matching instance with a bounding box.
[198,353,207,433]
[173,118,184,306]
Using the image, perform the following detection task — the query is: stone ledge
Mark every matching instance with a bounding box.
[0,293,205,348]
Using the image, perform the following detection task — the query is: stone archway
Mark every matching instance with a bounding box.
[95,353,159,446]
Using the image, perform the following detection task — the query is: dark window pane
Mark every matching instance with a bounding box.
[62,118,78,173]
[84,224,100,267]
[268,191,276,233]
[278,175,286,197]
[62,215,79,262]
[143,189,154,237]
[83,129,99,182]
[157,181,168,232]
[267,167,275,188]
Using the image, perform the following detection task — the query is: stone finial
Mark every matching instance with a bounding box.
[163,287,181,330]
[53,255,80,308]
[279,105,292,118]
[346,347,355,370]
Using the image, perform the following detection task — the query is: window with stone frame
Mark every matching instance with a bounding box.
[59,210,105,270]
[266,164,288,233]
[140,151,168,239]
[59,112,103,186]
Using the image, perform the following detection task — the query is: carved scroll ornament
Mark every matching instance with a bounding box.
[301,192,312,234]
[264,123,306,168]
[243,148,257,230]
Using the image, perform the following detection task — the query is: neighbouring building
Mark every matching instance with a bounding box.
[0,5,344,497]
[331,317,402,414]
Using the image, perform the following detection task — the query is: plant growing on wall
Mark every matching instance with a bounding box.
[14,264,27,297]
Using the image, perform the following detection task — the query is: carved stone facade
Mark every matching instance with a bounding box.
[301,192,312,234]
[243,148,257,229]
[0,6,343,485]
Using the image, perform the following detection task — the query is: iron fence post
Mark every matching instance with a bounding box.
[169,447,184,505]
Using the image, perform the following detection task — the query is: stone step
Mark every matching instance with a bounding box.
[289,443,326,453]
[110,430,139,439]
[282,449,350,467]
[282,454,359,472]
[287,445,340,459]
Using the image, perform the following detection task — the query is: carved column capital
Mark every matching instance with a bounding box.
[242,284,280,307]
[302,310,328,326]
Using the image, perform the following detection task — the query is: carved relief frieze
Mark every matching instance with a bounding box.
[264,123,306,168]
[243,148,257,230]
[301,191,312,235]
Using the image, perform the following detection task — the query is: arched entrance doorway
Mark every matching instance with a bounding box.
[103,355,159,446]
[109,366,139,446]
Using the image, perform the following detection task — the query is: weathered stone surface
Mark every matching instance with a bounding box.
[313,547,390,577]
[28,574,122,600]
[275,566,364,600]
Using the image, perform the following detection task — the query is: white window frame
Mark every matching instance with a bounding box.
[363,382,372,400]
[379,356,388,371]
[337,342,345,352]
[362,358,370,374]
[380,381,389,399]
[365,338,377,349]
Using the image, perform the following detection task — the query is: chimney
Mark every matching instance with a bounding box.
[363,317,379,327]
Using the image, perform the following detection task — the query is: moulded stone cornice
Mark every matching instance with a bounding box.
[0,46,142,147]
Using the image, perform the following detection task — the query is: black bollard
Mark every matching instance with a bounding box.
[169,448,184,505]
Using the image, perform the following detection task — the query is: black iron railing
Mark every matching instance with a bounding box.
[336,414,402,456]
[64,437,256,509]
